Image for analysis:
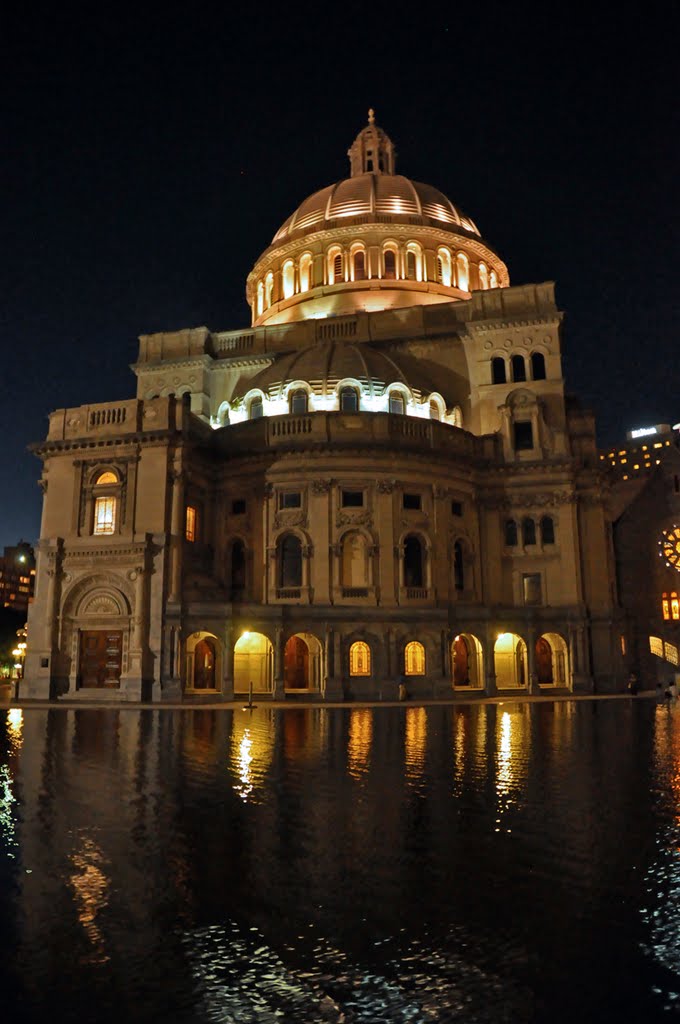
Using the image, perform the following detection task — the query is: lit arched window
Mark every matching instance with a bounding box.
[264,272,274,309]
[349,641,371,676]
[340,386,359,412]
[492,357,506,384]
[389,391,405,415]
[531,352,546,380]
[522,517,536,546]
[541,516,555,545]
[429,400,440,421]
[672,593,680,621]
[489,269,498,288]
[299,253,313,292]
[282,259,295,299]
[511,354,527,382]
[456,252,469,291]
[333,252,343,282]
[278,534,302,589]
[96,471,117,485]
[249,396,263,420]
[406,249,417,280]
[405,640,425,675]
[403,535,425,588]
[352,249,366,281]
[478,262,489,289]
[505,519,518,546]
[663,593,671,620]
[437,248,452,287]
[327,248,343,284]
[383,247,397,280]
[92,470,120,536]
[256,281,264,316]
[454,541,464,591]
[290,389,308,414]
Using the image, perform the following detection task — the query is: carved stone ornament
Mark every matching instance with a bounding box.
[274,511,306,529]
[336,510,373,527]
[82,595,120,616]
[377,480,396,494]
[507,491,577,508]
[311,479,332,495]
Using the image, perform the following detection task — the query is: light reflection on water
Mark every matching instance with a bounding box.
[0,701,679,1022]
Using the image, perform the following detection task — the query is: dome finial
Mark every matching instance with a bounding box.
[348,112,396,176]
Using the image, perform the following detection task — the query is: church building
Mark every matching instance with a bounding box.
[23,113,625,701]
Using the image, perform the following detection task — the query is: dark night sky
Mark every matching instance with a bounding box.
[2,7,678,549]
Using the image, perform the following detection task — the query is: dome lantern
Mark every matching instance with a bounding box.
[347,108,396,176]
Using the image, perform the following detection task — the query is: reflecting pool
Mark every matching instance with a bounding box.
[1,700,680,1022]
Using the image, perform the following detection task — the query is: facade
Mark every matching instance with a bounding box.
[23,114,625,702]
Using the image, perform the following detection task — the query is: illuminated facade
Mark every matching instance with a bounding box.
[24,114,625,701]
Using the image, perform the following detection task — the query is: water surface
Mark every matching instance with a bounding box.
[1,700,679,1022]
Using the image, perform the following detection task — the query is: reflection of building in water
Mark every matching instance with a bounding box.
[495,705,530,804]
[347,708,372,778]
[24,113,626,704]
[405,706,427,776]
[69,834,110,963]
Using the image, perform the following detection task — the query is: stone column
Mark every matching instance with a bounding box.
[222,624,234,700]
[169,470,184,603]
[527,623,540,694]
[484,624,498,696]
[273,626,285,699]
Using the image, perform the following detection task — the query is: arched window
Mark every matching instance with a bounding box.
[511,355,527,382]
[328,249,343,284]
[429,400,440,421]
[405,640,425,675]
[383,248,397,280]
[256,281,264,316]
[249,396,263,420]
[456,252,469,291]
[505,519,518,546]
[672,593,680,620]
[454,541,464,591]
[92,470,120,536]
[264,272,274,309]
[492,357,507,384]
[478,262,489,289]
[299,253,313,292]
[349,640,371,676]
[541,516,555,545]
[489,269,498,288]
[230,539,246,598]
[663,593,671,620]
[290,389,308,414]
[278,534,302,588]
[406,249,416,280]
[353,249,366,281]
[96,471,117,485]
[437,248,452,286]
[389,391,405,415]
[282,259,295,299]
[522,517,536,545]
[340,386,359,412]
[403,535,425,588]
[531,352,546,380]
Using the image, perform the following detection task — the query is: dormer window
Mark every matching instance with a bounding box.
[249,396,263,420]
[389,392,405,415]
[290,389,308,414]
[340,387,359,412]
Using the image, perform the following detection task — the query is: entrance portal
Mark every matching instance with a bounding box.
[193,638,217,689]
[79,630,122,688]
[284,635,309,689]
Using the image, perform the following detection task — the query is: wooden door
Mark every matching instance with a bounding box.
[453,635,470,685]
[79,630,122,688]
[284,636,309,689]
[193,638,216,689]
[535,638,553,684]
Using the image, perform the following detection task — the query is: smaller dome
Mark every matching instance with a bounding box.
[234,341,435,402]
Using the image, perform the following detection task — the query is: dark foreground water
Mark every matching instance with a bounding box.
[1,700,680,1022]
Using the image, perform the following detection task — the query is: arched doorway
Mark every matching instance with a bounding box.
[193,638,216,689]
[186,632,221,692]
[285,635,309,689]
[536,632,569,686]
[234,631,273,693]
[451,633,483,687]
[494,632,528,688]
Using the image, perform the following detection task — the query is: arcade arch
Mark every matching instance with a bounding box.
[494,632,528,688]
